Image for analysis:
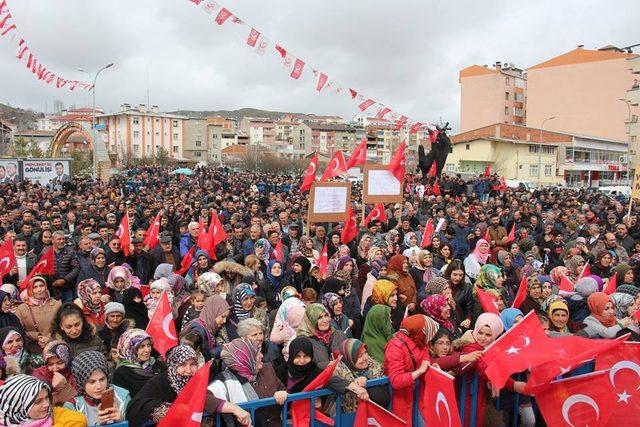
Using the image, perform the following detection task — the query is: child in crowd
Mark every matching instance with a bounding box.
[181,289,207,326]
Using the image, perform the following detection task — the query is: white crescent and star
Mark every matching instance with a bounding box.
[506,336,531,355]
[162,313,177,340]
[561,394,599,427]
[609,360,640,403]
[0,257,11,272]
[435,392,452,427]
[307,161,316,175]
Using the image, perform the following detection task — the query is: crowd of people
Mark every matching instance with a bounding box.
[0,164,636,426]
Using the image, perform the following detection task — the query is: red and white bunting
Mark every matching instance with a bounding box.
[358,98,375,112]
[313,69,328,92]
[375,106,392,119]
[290,58,305,79]
[214,7,233,25]
[246,27,260,47]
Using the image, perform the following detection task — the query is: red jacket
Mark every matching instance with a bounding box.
[384,332,430,427]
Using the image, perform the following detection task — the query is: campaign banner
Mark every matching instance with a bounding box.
[21,159,71,185]
[0,159,21,183]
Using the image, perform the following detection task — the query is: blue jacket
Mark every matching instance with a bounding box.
[179,233,195,257]
[450,223,471,259]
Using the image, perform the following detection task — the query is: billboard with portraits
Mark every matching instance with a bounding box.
[21,159,72,186]
[0,159,21,184]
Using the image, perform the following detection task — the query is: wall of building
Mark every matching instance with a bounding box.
[627,56,640,166]
[460,73,505,133]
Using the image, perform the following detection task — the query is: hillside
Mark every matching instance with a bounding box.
[170,107,343,122]
[0,103,42,129]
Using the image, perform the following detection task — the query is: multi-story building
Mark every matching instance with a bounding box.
[527,46,638,142]
[96,104,188,162]
[37,108,103,131]
[275,120,297,144]
[352,115,394,128]
[183,118,210,162]
[459,62,526,133]
[183,117,242,164]
[294,121,356,157]
[239,117,276,146]
[625,55,639,164]
[449,123,628,187]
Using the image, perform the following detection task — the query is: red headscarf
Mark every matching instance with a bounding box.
[587,292,617,327]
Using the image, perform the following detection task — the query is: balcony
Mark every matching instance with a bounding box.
[563,158,628,172]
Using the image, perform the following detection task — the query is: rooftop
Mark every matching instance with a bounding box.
[301,121,355,132]
[528,46,638,70]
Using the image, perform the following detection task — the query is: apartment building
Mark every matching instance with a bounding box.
[294,121,356,157]
[239,117,276,146]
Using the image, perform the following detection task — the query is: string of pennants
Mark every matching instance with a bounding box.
[0,0,93,91]
[185,0,435,133]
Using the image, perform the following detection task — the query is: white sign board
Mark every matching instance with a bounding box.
[22,159,72,186]
[313,186,349,214]
[367,170,402,196]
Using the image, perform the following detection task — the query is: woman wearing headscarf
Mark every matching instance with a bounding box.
[185,249,212,287]
[326,245,354,279]
[182,294,230,360]
[360,258,387,315]
[290,255,311,292]
[292,236,319,265]
[77,248,112,288]
[0,374,86,426]
[261,260,289,310]
[228,282,270,340]
[547,299,572,334]
[421,294,461,338]
[384,314,439,427]
[209,338,287,427]
[387,254,417,308]
[384,229,401,257]
[296,303,347,368]
[15,276,60,355]
[611,292,640,333]
[127,344,251,427]
[564,255,585,282]
[0,289,22,332]
[582,292,635,338]
[334,338,388,413]
[500,308,524,331]
[361,304,394,363]
[321,277,361,333]
[565,276,600,325]
[269,296,306,361]
[74,279,106,329]
[0,326,42,375]
[32,340,77,405]
[365,279,404,330]
[253,238,271,279]
[550,265,571,290]
[321,293,353,338]
[400,232,418,253]
[355,234,373,266]
[591,250,614,281]
[519,276,545,315]
[147,278,173,319]
[64,351,130,426]
[472,264,507,320]
[411,250,441,301]
[104,266,133,304]
[112,329,165,398]
[333,256,357,295]
[443,260,474,330]
[614,262,635,287]
[122,287,148,329]
[464,239,491,280]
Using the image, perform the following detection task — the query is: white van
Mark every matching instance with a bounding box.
[505,180,532,192]
[597,186,631,198]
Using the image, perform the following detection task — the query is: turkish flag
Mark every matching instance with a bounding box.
[423,367,461,427]
[506,224,516,243]
[158,361,211,427]
[476,287,500,315]
[429,129,439,143]
[433,181,441,196]
[533,370,616,427]
[376,106,392,120]
[320,151,348,182]
[511,274,529,309]
[364,204,388,227]
[318,243,328,277]
[246,28,260,47]
[484,164,492,176]
[347,137,367,169]
[196,217,208,250]
[394,115,408,130]
[20,247,55,290]
[146,291,178,356]
[499,176,507,191]
[205,212,226,259]
[290,58,305,79]
[300,152,318,192]
[143,212,162,249]
[528,335,627,390]
[214,7,233,25]
[315,71,328,92]
[358,98,375,112]
[341,207,359,245]
[177,246,195,276]
[420,219,435,248]
[0,238,16,279]
[577,261,591,280]
[604,272,617,295]
[594,342,640,424]
[427,161,437,178]
[355,400,406,427]
[349,88,357,99]
[115,214,131,256]
[388,140,407,182]
[274,239,284,262]
[291,358,341,426]
[482,311,556,389]
[559,274,574,292]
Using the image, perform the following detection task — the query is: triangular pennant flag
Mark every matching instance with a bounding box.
[177,246,196,276]
[506,224,516,243]
[603,272,617,295]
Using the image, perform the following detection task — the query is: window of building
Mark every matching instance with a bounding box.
[195,140,202,147]
[133,144,140,153]
[545,164,552,176]
[529,145,540,153]
[173,146,179,153]
[505,77,510,85]
[133,131,140,139]
[505,92,510,100]
[515,92,524,102]
[515,78,525,88]
[133,117,139,125]
[173,120,179,127]
[155,118,160,123]
[514,108,524,117]
[211,133,218,139]
[529,164,539,176]
[542,146,554,154]
[505,106,509,115]
[173,133,179,141]
[195,151,202,157]
[466,144,470,150]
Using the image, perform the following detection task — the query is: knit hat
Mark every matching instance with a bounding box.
[105,302,126,316]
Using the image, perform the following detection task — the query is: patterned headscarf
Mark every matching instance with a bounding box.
[24,275,50,307]
[549,266,570,285]
[475,264,503,291]
[279,286,300,302]
[370,259,387,279]
[399,314,439,347]
[0,375,52,425]
[167,344,197,394]
[273,297,306,335]
[371,279,397,306]
[612,293,635,318]
[420,295,454,331]
[340,338,367,372]
[71,351,111,405]
[321,292,343,319]
[297,303,333,345]
[424,277,450,296]
[254,238,271,262]
[116,328,154,369]
[42,340,72,367]
[76,278,104,316]
[106,266,132,290]
[232,283,256,321]
[367,246,382,264]
[220,338,260,382]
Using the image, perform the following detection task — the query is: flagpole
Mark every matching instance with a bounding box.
[628,197,633,220]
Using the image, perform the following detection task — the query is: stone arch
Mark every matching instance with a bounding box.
[50,121,111,179]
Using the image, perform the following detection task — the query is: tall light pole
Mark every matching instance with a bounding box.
[537,115,556,187]
[619,98,632,186]
[79,63,113,178]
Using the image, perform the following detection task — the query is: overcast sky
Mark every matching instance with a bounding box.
[0,0,638,131]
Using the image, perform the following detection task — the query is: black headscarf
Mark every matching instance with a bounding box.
[286,336,321,393]
[0,291,22,331]
[321,277,344,295]
[291,256,311,291]
[122,288,148,329]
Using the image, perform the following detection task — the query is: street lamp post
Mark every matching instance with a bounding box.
[619,98,632,186]
[537,116,556,187]
[79,63,114,178]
